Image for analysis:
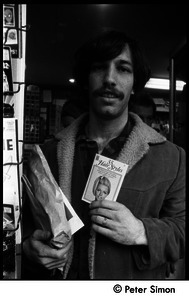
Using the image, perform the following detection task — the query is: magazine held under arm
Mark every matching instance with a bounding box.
[22,144,84,249]
[82,154,129,204]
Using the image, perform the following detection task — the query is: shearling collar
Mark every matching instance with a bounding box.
[56,112,165,144]
[116,112,166,172]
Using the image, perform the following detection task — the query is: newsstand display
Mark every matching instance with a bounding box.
[3,4,27,279]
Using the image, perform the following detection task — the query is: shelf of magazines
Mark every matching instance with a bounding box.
[3,118,22,279]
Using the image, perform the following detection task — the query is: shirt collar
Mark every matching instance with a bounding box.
[76,115,133,153]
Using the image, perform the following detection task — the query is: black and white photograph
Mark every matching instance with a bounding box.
[3,5,15,27]
[2,4,187,300]
[5,28,18,45]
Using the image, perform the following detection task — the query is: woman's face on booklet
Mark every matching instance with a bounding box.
[94,183,109,201]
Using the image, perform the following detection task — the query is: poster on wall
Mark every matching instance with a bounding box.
[3,4,21,58]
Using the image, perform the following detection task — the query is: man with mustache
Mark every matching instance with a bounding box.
[22,30,185,280]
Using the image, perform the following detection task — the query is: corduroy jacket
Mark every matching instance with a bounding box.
[23,112,185,279]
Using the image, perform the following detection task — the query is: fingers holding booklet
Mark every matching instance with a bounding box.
[89,199,147,246]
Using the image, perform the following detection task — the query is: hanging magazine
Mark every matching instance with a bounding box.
[3,118,20,279]
[82,154,128,204]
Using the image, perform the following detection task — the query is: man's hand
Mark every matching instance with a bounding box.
[23,229,72,270]
[89,200,147,245]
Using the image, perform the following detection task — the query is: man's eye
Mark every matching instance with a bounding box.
[118,66,132,73]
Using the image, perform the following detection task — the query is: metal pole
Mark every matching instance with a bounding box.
[169,58,176,142]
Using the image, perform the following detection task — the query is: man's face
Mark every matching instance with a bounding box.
[95,183,109,201]
[88,45,134,120]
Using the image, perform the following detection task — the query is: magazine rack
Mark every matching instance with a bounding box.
[3,4,27,279]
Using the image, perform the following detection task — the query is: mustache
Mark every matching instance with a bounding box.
[92,87,124,99]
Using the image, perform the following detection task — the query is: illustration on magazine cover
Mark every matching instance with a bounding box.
[82,154,128,204]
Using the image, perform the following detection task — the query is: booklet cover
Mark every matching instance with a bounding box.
[3,46,13,94]
[22,174,84,238]
[82,154,129,204]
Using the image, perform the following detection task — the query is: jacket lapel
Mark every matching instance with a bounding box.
[117,112,166,173]
[56,114,87,278]
[57,114,87,202]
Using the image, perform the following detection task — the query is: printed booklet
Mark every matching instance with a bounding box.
[82,154,129,204]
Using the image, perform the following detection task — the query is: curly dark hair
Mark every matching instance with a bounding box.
[73,29,151,95]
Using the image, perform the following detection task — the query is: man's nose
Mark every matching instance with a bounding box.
[103,66,116,86]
